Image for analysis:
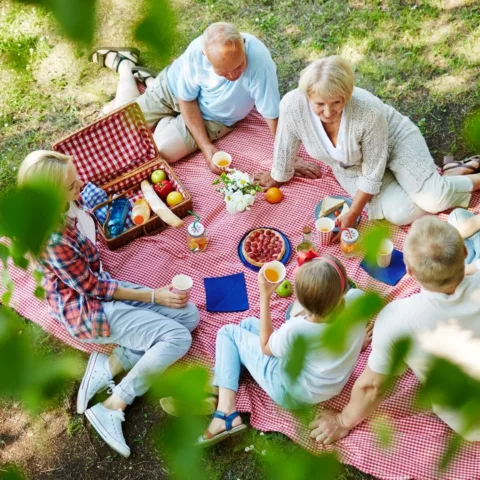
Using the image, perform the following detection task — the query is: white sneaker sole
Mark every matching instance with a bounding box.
[77,352,101,414]
[85,408,131,458]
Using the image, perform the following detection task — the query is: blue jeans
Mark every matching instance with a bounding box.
[448,208,480,263]
[82,280,200,404]
[212,318,300,409]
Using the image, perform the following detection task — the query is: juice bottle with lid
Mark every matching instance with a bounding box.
[340,228,360,258]
[187,221,208,252]
[131,198,151,226]
[296,226,317,252]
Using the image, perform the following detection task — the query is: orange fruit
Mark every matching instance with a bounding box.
[265,187,283,204]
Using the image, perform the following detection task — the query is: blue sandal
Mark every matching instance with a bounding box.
[196,410,247,447]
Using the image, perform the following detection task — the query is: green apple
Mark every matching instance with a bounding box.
[151,169,167,184]
[276,279,293,298]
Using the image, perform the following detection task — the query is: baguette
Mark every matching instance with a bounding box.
[140,180,184,228]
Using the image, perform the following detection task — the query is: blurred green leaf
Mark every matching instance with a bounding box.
[135,0,176,65]
[370,415,394,449]
[0,307,81,412]
[388,337,412,376]
[463,109,480,151]
[0,464,25,480]
[285,336,308,382]
[2,268,14,306]
[149,366,209,480]
[439,433,464,473]
[322,292,384,353]
[16,0,96,44]
[360,223,391,265]
[262,448,341,480]
[0,178,64,259]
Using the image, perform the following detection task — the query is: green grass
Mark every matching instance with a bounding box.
[1,0,479,478]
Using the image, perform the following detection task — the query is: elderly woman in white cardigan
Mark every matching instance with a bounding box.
[256,56,480,226]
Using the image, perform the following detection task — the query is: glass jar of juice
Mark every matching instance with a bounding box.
[340,228,360,258]
[187,222,208,252]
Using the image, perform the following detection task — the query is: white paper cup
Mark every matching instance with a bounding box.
[315,217,335,246]
[212,151,232,170]
[263,261,286,284]
[171,274,193,294]
[377,239,394,268]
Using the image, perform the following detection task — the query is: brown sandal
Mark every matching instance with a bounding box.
[442,155,480,174]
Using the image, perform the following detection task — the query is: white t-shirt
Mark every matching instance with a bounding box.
[309,104,347,163]
[368,274,480,440]
[268,289,366,404]
[67,202,96,245]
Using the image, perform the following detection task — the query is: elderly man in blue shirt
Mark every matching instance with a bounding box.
[91,23,321,178]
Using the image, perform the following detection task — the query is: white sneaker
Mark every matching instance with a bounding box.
[85,403,130,458]
[77,352,114,414]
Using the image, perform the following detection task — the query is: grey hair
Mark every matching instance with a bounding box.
[202,22,243,53]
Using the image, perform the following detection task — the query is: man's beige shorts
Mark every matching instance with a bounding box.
[136,68,234,154]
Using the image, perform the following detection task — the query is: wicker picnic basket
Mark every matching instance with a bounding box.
[53,102,192,250]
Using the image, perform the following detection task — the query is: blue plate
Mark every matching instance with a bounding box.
[238,227,291,272]
[314,195,361,233]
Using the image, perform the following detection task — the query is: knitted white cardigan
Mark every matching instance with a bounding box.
[271,87,437,219]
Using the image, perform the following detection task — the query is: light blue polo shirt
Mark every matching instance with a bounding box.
[166,33,280,126]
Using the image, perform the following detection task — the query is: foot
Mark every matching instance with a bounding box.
[442,156,480,176]
[203,410,243,439]
[77,352,114,414]
[85,403,130,457]
[91,48,139,73]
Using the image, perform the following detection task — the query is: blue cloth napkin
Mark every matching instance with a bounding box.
[81,182,133,228]
[204,273,249,313]
[360,249,406,286]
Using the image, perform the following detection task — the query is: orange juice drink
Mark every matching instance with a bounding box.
[212,151,232,170]
[263,261,286,284]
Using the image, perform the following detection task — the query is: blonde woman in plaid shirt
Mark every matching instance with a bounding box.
[18,150,200,458]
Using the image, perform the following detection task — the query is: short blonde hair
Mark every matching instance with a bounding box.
[295,254,348,319]
[299,56,354,102]
[203,22,243,54]
[404,216,465,290]
[18,150,71,192]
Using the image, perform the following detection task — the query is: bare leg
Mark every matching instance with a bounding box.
[154,120,190,163]
[203,387,242,437]
[97,50,140,114]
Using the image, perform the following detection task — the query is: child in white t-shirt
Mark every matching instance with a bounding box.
[198,254,369,446]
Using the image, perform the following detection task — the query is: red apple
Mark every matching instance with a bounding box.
[153,180,174,199]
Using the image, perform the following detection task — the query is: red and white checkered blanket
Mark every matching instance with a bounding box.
[5,110,480,480]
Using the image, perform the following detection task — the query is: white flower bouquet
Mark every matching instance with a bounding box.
[213,169,263,214]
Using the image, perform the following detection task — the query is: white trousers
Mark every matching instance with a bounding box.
[379,170,473,226]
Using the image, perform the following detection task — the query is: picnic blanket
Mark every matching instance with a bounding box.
[4,110,480,480]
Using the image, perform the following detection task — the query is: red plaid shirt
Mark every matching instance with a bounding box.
[40,213,118,339]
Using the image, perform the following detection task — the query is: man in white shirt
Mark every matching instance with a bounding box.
[92,23,282,174]
[309,216,480,443]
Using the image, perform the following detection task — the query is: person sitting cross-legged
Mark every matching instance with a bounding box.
[197,255,370,447]
[18,150,200,457]
[309,216,480,445]
[89,23,317,177]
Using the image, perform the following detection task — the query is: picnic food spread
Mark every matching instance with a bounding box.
[242,228,286,267]
[141,180,184,228]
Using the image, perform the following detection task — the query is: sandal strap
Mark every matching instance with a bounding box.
[212,410,241,431]
[111,52,136,73]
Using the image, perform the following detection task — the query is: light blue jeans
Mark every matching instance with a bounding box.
[83,280,200,404]
[448,208,480,263]
[212,317,301,409]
